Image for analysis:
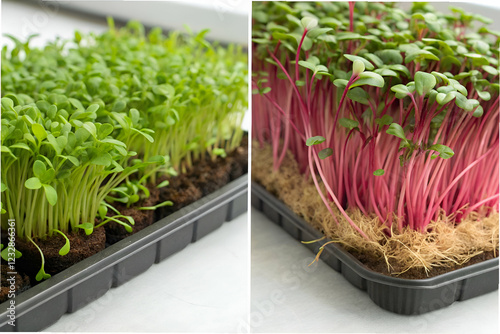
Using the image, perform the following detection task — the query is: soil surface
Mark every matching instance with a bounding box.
[14,227,106,283]
[104,184,160,245]
[0,265,30,303]
[157,137,248,218]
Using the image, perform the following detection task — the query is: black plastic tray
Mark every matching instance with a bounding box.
[0,175,247,331]
[252,181,499,315]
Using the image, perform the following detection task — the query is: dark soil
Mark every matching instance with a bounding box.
[156,175,203,218]
[15,227,106,282]
[0,265,30,303]
[157,138,248,219]
[350,249,498,279]
[104,184,160,245]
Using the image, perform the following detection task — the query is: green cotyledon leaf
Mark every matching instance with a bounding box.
[306,136,326,146]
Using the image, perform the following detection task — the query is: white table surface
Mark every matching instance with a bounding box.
[251,208,499,333]
[45,212,249,332]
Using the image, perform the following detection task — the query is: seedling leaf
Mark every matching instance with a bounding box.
[345,54,374,71]
[32,123,47,141]
[386,123,407,141]
[415,71,437,96]
[306,136,326,146]
[375,115,393,126]
[98,204,108,219]
[347,87,369,105]
[36,267,51,281]
[301,17,318,30]
[318,148,333,159]
[33,160,47,178]
[53,229,71,256]
[350,72,385,88]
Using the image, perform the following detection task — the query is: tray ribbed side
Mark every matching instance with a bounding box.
[251,181,499,315]
[0,175,248,332]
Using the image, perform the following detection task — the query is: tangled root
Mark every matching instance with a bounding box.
[252,142,499,277]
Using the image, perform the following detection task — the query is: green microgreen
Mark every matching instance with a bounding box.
[1,19,247,280]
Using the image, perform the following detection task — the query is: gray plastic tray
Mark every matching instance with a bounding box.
[252,181,498,315]
[0,175,247,331]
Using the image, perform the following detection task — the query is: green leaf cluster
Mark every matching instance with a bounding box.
[1,20,248,280]
[253,1,498,165]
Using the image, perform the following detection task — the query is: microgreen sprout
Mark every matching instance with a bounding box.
[0,95,157,279]
[1,19,247,280]
[253,2,499,236]
[68,20,248,181]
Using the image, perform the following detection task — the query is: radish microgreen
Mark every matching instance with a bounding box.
[1,19,247,280]
[253,1,498,235]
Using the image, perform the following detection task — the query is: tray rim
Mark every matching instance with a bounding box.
[251,181,499,289]
[0,174,248,328]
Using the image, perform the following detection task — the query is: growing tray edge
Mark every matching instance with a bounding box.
[251,181,499,315]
